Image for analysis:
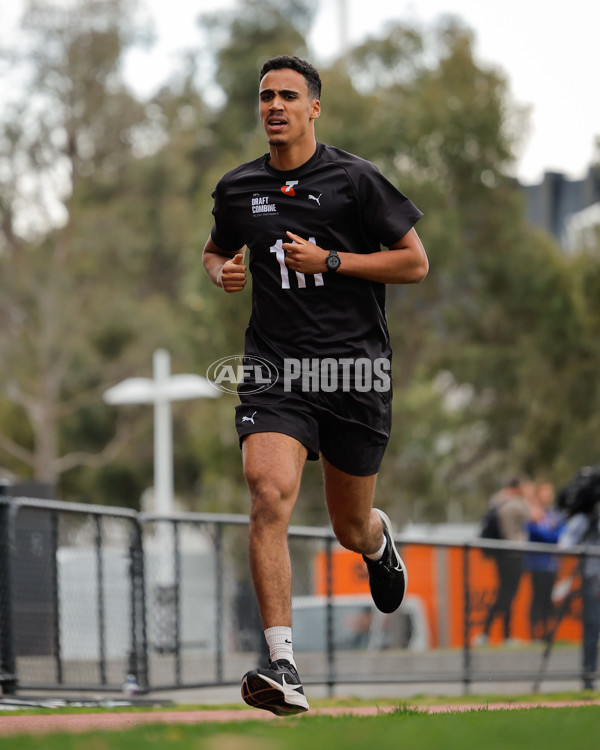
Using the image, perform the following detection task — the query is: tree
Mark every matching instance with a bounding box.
[3,2,598,525]
[325,18,600,522]
[187,11,600,524]
[199,0,316,156]
[0,0,190,497]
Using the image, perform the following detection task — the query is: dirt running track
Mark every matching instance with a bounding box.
[1,702,599,736]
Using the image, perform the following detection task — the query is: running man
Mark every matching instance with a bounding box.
[203,55,428,715]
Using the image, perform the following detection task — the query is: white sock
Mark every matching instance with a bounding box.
[264,626,296,667]
[365,535,387,561]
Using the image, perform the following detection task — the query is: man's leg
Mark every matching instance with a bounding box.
[483,559,502,636]
[322,456,407,613]
[499,554,522,640]
[322,455,381,554]
[240,432,310,715]
[243,432,306,629]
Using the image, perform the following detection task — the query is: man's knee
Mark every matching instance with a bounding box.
[245,462,302,531]
[243,434,305,492]
[248,481,292,528]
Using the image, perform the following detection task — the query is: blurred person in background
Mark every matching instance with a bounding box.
[524,480,564,641]
[478,476,533,644]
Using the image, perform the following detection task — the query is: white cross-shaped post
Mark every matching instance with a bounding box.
[103,349,219,517]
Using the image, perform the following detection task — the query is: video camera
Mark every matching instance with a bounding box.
[557,464,600,518]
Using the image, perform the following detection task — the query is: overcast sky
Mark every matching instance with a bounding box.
[2,0,599,184]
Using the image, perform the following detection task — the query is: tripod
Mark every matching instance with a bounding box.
[532,558,583,693]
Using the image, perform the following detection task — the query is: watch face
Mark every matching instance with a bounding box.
[326,252,341,271]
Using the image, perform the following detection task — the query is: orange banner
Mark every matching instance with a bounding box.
[314,544,582,648]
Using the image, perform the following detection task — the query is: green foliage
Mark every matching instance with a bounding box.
[201,0,316,155]
[1,0,599,524]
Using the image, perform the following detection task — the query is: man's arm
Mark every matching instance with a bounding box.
[558,514,590,549]
[202,236,247,293]
[282,228,428,284]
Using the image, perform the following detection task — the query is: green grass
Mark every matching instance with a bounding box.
[1,704,599,750]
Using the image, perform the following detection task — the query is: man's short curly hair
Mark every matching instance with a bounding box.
[259,56,322,100]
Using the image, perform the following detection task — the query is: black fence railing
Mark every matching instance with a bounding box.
[0,496,598,696]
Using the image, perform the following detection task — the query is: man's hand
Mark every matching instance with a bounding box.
[220,253,247,293]
[283,228,428,285]
[282,232,327,275]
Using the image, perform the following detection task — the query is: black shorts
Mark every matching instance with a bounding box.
[235,384,392,477]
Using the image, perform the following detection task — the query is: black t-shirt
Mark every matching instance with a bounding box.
[210,142,422,367]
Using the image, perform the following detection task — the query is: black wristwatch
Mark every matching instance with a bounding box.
[325,249,341,272]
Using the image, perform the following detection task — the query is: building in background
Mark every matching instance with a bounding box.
[522,166,600,252]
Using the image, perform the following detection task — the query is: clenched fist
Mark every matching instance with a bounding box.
[220,253,247,293]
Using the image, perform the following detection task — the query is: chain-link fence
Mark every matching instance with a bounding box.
[1,496,598,696]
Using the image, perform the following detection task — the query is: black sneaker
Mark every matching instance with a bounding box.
[241,659,309,716]
[363,509,407,613]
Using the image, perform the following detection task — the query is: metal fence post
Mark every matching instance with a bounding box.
[129,520,149,691]
[462,543,472,695]
[580,548,588,688]
[173,521,182,687]
[50,510,63,684]
[94,515,107,685]
[0,500,17,694]
[214,523,224,684]
[325,536,335,698]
